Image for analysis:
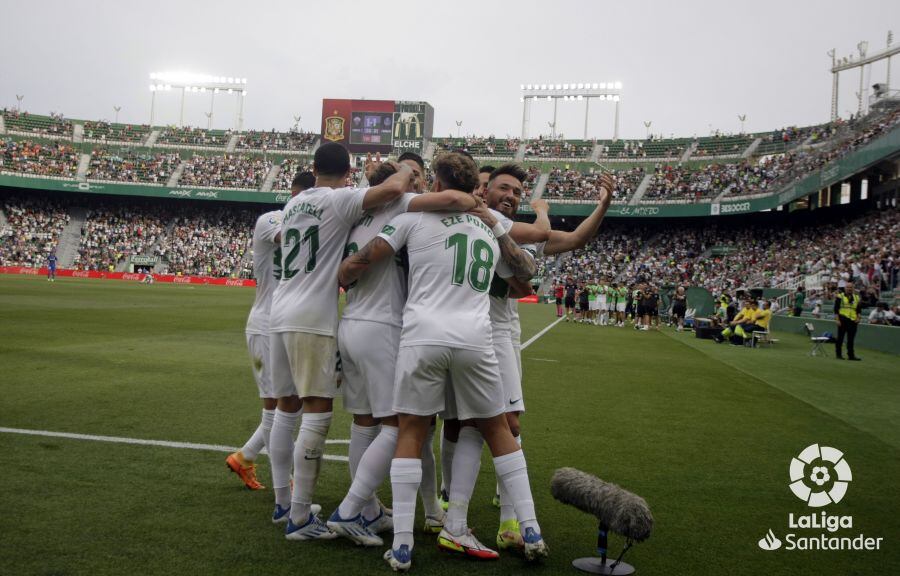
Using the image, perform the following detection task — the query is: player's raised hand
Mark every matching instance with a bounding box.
[467,202,498,228]
[364,152,382,180]
[529,198,549,213]
[597,173,615,204]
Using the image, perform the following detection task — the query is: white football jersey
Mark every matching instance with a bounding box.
[246,210,283,335]
[488,209,530,343]
[269,186,367,336]
[341,193,415,327]
[378,211,499,351]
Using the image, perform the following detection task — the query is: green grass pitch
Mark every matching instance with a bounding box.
[1,275,898,576]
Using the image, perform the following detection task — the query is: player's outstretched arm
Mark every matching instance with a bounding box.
[543,174,613,256]
[362,162,413,211]
[407,190,477,213]
[338,237,395,288]
[469,204,537,280]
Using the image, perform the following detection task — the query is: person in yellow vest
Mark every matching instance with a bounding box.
[735,300,772,341]
[834,283,862,361]
[715,298,752,344]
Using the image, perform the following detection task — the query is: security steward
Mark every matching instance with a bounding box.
[835,282,863,361]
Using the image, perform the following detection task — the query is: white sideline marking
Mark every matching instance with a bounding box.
[528,357,560,363]
[521,316,566,350]
[0,427,350,462]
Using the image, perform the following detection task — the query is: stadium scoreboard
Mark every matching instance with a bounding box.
[321,99,434,155]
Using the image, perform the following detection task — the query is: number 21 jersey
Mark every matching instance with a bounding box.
[269,186,367,337]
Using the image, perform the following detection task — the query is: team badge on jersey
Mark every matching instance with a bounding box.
[324,114,345,142]
[380,224,396,236]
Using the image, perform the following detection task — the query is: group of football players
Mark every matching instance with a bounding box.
[224,141,613,572]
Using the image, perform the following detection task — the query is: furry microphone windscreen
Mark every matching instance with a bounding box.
[550,467,654,542]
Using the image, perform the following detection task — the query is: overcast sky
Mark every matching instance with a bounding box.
[2,0,898,140]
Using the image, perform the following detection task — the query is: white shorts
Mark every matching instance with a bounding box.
[598,297,607,311]
[338,319,400,418]
[589,300,600,311]
[496,339,525,413]
[246,333,274,398]
[616,302,626,313]
[394,345,505,422]
[270,331,339,400]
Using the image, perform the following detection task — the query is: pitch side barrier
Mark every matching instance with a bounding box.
[0,123,897,217]
[0,266,256,287]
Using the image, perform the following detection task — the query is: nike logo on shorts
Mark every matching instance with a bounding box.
[509,398,521,405]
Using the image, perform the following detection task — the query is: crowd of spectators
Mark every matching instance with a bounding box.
[539,208,899,316]
[178,154,271,189]
[86,148,181,184]
[236,130,317,151]
[83,121,151,143]
[272,159,313,191]
[642,158,786,202]
[75,205,171,271]
[0,138,80,178]
[2,110,73,137]
[0,195,70,267]
[156,208,255,277]
[157,127,232,147]
[435,136,520,156]
[524,138,593,158]
[599,139,687,159]
[544,165,644,202]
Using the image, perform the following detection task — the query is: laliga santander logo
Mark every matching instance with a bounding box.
[789,444,852,507]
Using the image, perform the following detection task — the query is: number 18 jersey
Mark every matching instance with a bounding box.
[269,186,367,337]
[378,211,499,352]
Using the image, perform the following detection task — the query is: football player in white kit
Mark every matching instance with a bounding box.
[227,172,315,491]
[326,155,479,546]
[266,143,417,541]
[337,152,548,572]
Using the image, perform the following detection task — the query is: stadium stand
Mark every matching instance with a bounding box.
[433,136,520,157]
[82,121,152,144]
[157,126,232,147]
[0,138,80,178]
[597,137,690,159]
[85,148,182,184]
[540,208,899,320]
[75,204,171,271]
[0,194,70,267]
[543,165,644,202]
[236,130,317,152]
[693,134,754,157]
[524,138,593,158]
[1,110,73,138]
[272,159,313,191]
[156,208,255,277]
[178,154,272,190]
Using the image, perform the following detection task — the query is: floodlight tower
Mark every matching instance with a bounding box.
[148,72,248,130]
[828,32,899,120]
[520,82,622,140]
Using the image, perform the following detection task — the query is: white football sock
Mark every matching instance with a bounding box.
[419,424,442,518]
[240,423,266,462]
[269,409,300,508]
[290,411,332,523]
[390,458,421,551]
[338,425,398,519]
[498,435,521,523]
[445,427,483,535]
[349,423,380,479]
[440,432,457,494]
[261,408,275,455]
[494,450,540,534]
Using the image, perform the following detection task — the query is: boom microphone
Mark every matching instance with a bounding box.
[551,467,653,542]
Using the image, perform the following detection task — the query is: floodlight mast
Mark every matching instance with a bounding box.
[520,82,622,140]
[148,72,248,130]
[828,32,898,120]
